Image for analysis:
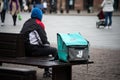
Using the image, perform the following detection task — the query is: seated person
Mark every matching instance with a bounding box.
[20,7,58,77]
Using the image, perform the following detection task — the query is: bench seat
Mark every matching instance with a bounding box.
[0,57,72,80]
[0,57,71,68]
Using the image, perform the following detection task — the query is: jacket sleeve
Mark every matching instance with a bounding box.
[36,25,50,45]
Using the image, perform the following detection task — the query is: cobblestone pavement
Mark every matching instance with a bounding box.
[1,12,120,80]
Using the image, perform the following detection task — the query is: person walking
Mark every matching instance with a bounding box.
[26,0,32,12]
[0,0,9,26]
[9,0,20,26]
[33,0,43,10]
[20,7,58,77]
[19,0,23,11]
[42,0,47,13]
[101,0,114,29]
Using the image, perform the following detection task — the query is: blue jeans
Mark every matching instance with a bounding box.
[104,12,113,26]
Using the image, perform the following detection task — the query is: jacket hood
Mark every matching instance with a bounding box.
[31,8,43,20]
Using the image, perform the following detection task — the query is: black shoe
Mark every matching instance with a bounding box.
[14,24,16,26]
[1,22,4,26]
[43,71,52,78]
[13,22,16,26]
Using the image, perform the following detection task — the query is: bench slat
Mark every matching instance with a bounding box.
[0,42,16,49]
[0,33,18,42]
[0,50,16,57]
[0,57,70,68]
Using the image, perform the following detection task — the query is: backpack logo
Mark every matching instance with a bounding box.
[77,50,83,58]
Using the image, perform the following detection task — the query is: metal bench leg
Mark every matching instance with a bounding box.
[52,65,72,80]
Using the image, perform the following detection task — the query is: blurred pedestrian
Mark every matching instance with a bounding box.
[23,0,28,11]
[20,8,58,77]
[19,0,23,11]
[26,0,32,12]
[101,0,114,29]
[33,0,43,10]
[0,0,9,26]
[42,0,47,13]
[10,0,20,26]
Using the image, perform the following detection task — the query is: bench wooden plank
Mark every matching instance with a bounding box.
[0,57,70,68]
[0,57,72,80]
[0,42,16,49]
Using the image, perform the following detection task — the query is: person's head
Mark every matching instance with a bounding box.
[31,8,43,21]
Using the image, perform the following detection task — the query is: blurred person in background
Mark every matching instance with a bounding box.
[0,0,9,26]
[42,0,47,13]
[101,0,114,29]
[19,0,23,11]
[33,0,43,11]
[26,0,33,12]
[9,0,20,26]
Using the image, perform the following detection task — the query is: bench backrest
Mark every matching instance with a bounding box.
[0,33,25,58]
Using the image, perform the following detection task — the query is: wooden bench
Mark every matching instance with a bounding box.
[0,32,93,80]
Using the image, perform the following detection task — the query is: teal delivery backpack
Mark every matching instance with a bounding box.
[57,32,90,62]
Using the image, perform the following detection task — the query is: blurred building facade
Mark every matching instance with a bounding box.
[36,0,120,13]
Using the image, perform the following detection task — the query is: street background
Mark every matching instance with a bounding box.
[0,12,120,80]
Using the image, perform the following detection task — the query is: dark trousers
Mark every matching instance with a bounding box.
[27,45,58,73]
[31,45,58,59]
[1,10,6,23]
